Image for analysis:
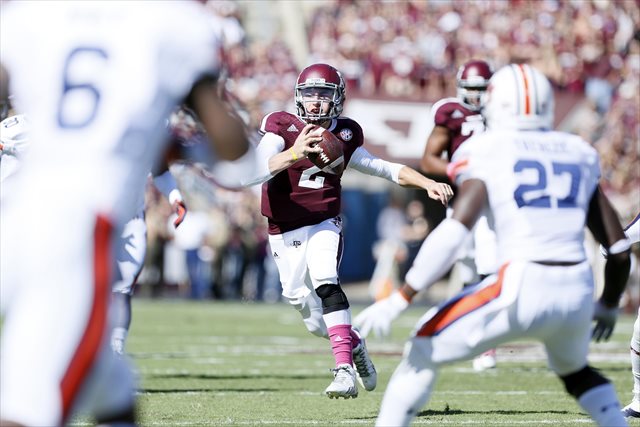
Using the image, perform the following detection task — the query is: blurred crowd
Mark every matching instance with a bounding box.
[137,0,639,300]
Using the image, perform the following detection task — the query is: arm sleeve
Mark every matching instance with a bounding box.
[625,213,640,245]
[404,218,470,292]
[348,146,403,183]
[239,132,285,187]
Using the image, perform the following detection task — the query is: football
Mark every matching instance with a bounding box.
[307,129,345,174]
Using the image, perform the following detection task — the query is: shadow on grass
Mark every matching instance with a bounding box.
[417,408,577,417]
[139,388,278,394]
[147,372,328,380]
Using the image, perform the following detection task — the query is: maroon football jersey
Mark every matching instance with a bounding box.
[259,111,364,234]
[431,97,485,160]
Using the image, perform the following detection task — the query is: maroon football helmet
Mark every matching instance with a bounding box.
[456,60,493,111]
[295,63,346,122]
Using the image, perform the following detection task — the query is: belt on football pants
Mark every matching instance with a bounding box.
[532,260,583,266]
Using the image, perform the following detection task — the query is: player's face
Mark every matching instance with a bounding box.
[465,88,484,108]
[301,87,333,116]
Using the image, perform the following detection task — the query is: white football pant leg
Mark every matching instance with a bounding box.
[630,309,640,402]
[307,218,342,288]
[377,339,439,427]
[112,215,147,295]
[269,228,328,338]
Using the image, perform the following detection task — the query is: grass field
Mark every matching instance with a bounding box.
[70,299,638,426]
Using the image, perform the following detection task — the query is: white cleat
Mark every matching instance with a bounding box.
[622,400,640,418]
[472,349,497,372]
[352,330,377,391]
[325,364,358,399]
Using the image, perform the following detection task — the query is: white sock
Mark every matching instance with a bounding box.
[577,383,627,427]
[376,343,438,427]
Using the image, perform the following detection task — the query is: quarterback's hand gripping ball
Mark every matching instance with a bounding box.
[307,129,345,175]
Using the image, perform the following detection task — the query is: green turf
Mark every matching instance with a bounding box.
[70,300,638,426]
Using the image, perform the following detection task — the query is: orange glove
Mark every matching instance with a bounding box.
[172,200,187,228]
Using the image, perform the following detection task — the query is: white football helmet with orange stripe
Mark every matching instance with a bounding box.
[483,64,554,131]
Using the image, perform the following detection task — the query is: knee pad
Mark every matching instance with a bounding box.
[560,366,609,399]
[315,284,349,314]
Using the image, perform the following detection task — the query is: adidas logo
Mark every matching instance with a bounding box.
[334,335,344,342]
[451,109,464,119]
[272,252,279,259]
[287,124,298,132]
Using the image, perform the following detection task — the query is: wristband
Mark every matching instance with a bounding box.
[607,238,631,255]
[289,148,298,161]
[389,291,410,311]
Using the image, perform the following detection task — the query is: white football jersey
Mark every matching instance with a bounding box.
[0,1,221,223]
[451,129,601,263]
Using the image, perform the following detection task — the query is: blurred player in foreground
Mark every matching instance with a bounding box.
[110,165,186,355]
[0,112,186,358]
[615,213,640,418]
[0,2,253,425]
[420,59,499,371]
[242,63,453,399]
[355,64,631,427]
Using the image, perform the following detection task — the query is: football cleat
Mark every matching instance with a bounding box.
[352,329,377,391]
[622,400,640,418]
[472,349,497,372]
[325,364,358,399]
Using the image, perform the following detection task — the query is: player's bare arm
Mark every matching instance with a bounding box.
[267,123,322,174]
[396,165,454,205]
[420,125,450,175]
[398,177,485,298]
[188,77,249,161]
[586,186,631,308]
[354,178,484,337]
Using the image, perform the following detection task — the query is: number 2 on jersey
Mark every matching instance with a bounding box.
[513,159,581,208]
[57,47,108,129]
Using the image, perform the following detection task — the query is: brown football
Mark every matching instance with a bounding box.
[307,129,344,174]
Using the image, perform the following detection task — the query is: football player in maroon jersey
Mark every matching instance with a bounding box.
[420,60,493,176]
[242,63,453,399]
[420,60,499,371]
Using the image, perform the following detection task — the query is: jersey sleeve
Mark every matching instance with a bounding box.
[432,103,450,127]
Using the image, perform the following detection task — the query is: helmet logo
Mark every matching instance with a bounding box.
[339,128,353,141]
[305,78,327,85]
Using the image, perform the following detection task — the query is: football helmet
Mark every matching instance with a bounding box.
[295,63,345,122]
[456,60,493,111]
[483,64,554,131]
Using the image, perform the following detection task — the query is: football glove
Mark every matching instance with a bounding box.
[592,299,618,342]
[172,200,187,228]
[354,291,409,339]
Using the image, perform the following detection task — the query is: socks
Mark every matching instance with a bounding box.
[327,324,353,366]
[578,383,627,427]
